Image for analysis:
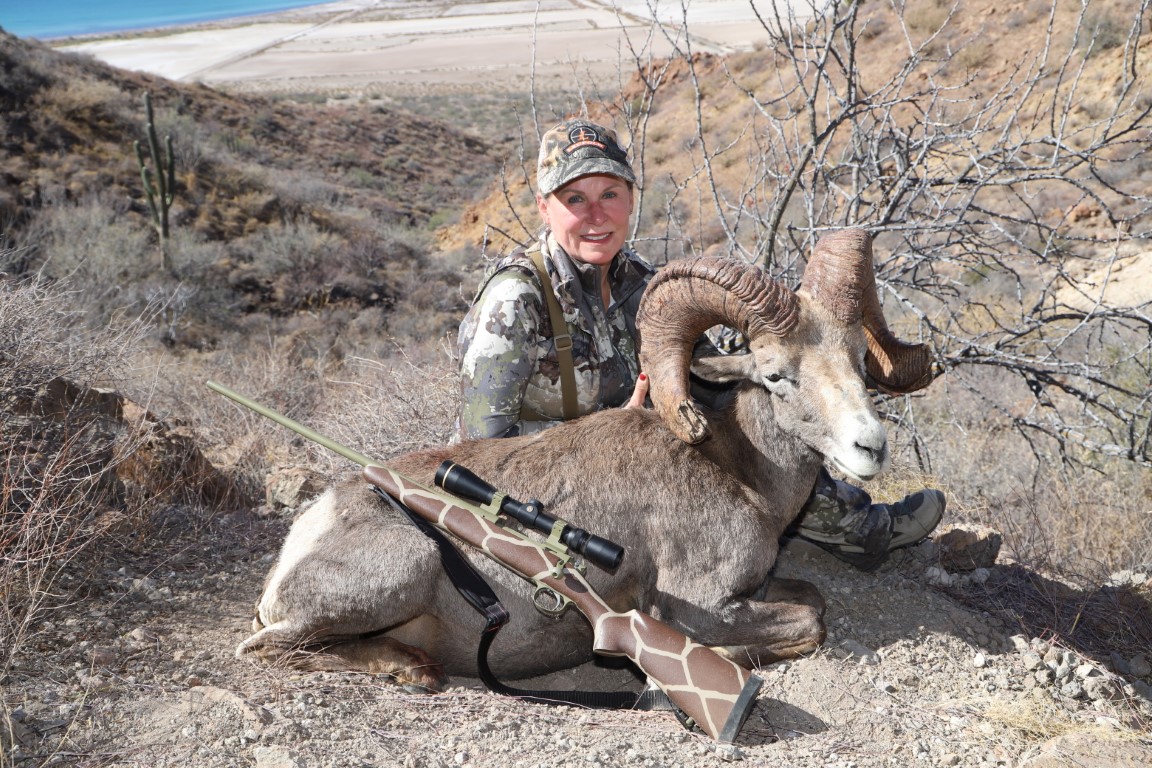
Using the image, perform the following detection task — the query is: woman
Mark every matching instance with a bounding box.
[456,118,942,570]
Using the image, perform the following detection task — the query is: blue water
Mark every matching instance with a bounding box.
[2,0,330,41]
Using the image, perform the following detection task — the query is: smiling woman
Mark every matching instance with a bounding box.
[457,118,649,440]
[3,0,326,40]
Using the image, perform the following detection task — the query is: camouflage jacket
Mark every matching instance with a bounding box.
[456,232,654,439]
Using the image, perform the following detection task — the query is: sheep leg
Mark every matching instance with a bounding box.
[753,576,827,614]
[662,597,826,668]
[238,624,447,691]
[236,482,451,689]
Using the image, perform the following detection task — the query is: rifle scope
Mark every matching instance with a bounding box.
[435,460,624,572]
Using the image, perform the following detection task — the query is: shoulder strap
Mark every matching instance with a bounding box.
[527,250,578,421]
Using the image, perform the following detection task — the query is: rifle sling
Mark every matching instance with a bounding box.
[373,486,685,719]
[527,250,578,422]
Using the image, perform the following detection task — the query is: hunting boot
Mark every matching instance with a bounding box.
[793,468,945,571]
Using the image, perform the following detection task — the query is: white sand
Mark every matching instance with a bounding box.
[55,0,792,92]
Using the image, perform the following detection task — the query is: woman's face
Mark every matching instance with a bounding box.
[537,174,634,266]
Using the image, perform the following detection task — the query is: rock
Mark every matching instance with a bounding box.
[1084,676,1122,702]
[90,646,118,667]
[934,525,1002,571]
[129,627,159,644]
[1128,654,1151,678]
[1074,664,1099,680]
[263,466,325,510]
[116,398,255,509]
[839,639,880,665]
[6,375,255,514]
[185,686,274,727]
[1018,732,1152,767]
[1022,652,1044,671]
[925,566,954,587]
[1059,680,1083,699]
[253,746,302,768]
[1107,569,1149,587]
[966,567,991,584]
[873,678,897,693]
[716,744,744,762]
[1109,651,1131,675]
[0,711,35,753]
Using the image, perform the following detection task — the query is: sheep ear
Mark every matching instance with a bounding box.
[691,353,756,383]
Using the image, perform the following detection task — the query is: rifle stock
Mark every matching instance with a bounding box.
[207,380,762,743]
[363,464,762,742]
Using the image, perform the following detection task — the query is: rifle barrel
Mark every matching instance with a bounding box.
[206,380,376,467]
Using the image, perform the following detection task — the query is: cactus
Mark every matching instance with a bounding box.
[134,92,176,270]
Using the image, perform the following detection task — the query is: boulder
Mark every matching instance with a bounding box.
[935,524,1002,571]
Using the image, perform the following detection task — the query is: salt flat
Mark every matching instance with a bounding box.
[56,0,793,93]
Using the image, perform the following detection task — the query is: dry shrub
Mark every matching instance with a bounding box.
[33,77,130,127]
[880,330,1150,574]
[978,697,1137,743]
[954,40,992,72]
[313,347,460,467]
[157,324,458,506]
[949,563,1152,679]
[12,193,154,317]
[904,0,951,36]
[0,274,149,675]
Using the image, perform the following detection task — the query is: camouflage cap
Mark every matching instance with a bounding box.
[537,119,636,197]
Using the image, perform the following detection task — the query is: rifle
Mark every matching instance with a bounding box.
[207,380,763,743]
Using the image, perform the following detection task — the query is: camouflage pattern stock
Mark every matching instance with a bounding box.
[203,381,762,743]
[362,464,763,743]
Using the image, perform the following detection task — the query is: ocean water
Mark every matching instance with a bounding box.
[2,0,329,41]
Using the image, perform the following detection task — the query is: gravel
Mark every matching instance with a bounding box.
[3,511,1150,768]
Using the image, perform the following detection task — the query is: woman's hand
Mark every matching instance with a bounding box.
[625,372,649,409]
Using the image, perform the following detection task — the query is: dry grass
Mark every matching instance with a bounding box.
[978,696,1145,743]
[0,276,151,676]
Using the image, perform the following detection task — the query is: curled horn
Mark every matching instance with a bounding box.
[801,229,933,394]
[637,257,799,444]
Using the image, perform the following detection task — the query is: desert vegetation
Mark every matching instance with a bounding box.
[453,0,1152,570]
[1,0,1150,765]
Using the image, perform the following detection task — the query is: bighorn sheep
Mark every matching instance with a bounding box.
[238,229,932,690]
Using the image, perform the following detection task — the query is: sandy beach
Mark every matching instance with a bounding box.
[55,0,780,94]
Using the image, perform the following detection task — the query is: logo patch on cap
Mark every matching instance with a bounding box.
[565,125,607,155]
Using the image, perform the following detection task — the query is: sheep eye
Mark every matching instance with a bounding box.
[766,373,784,384]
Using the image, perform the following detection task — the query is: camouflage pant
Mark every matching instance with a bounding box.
[794,468,893,556]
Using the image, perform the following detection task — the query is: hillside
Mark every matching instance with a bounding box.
[2,2,1151,767]
[0,29,501,348]
[439,0,1152,258]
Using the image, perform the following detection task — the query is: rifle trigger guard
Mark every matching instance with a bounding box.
[532,586,570,618]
